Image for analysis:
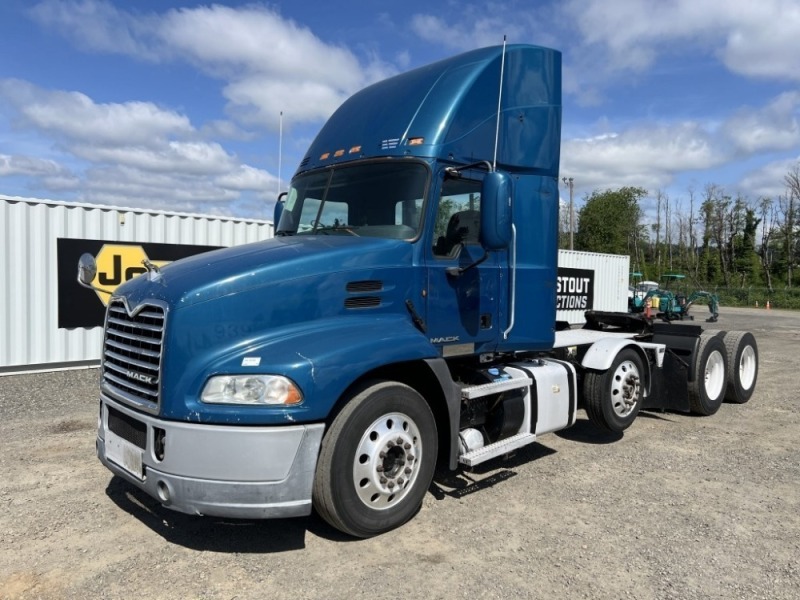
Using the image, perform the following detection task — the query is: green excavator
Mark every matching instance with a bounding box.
[630,273,719,323]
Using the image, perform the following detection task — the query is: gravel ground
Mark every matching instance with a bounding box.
[1,307,798,600]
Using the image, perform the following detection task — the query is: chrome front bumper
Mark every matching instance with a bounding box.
[97,395,325,519]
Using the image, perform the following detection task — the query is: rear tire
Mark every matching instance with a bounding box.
[688,334,727,415]
[723,331,758,404]
[584,348,644,432]
[313,381,437,538]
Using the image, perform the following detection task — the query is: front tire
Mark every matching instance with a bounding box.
[689,334,728,415]
[313,380,437,538]
[723,331,758,404]
[584,348,644,432]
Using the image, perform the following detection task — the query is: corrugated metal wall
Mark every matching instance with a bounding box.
[557,249,630,324]
[1,196,273,375]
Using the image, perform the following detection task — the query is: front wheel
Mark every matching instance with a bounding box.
[584,348,644,432]
[313,381,437,538]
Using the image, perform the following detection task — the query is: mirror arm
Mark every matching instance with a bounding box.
[444,160,493,179]
[445,249,489,278]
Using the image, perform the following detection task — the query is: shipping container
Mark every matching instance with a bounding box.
[556,249,629,325]
[0,196,273,375]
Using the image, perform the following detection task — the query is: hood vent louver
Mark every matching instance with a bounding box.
[346,280,383,293]
[345,296,381,309]
[345,280,383,309]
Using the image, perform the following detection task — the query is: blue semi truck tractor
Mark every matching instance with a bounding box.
[78,44,759,537]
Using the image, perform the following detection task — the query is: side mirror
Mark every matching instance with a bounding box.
[273,192,287,226]
[480,171,512,250]
[77,253,98,289]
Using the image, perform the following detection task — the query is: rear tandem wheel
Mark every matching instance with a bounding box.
[723,331,758,404]
[689,334,728,415]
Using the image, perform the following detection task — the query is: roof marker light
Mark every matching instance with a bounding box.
[349,145,362,154]
[320,152,330,160]
[408,137,425,146]
[334,149,345,157]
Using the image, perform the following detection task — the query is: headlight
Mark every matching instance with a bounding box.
[200,375,303,405]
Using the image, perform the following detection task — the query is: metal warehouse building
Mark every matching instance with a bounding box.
[0,196,274,375]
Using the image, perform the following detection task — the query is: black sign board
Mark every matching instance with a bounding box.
[57,238,222,329]
[556,267,595,311]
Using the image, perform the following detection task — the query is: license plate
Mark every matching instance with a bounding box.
[105,429,144,480]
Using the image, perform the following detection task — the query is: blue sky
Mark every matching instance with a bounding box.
[1,0,799,223]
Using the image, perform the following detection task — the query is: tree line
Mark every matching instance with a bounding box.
[561,164,800,307]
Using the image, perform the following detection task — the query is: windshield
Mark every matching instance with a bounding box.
[276,161,428,239]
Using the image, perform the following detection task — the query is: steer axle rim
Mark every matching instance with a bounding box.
[352,411,422,510]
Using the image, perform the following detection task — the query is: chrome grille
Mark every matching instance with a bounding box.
[102,299,165,407]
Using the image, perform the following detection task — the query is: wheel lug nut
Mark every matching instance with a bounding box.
[388,481,395,489]
[397,478,404,485]
[404,443,411,450]
[386,440,394,447]
[376,465,384,472]
[404,468,412,475]
[407,455,415,461]
[396,437,404,445]
[380,477,387,484]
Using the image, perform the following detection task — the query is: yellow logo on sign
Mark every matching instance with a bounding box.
[90,244,170,306]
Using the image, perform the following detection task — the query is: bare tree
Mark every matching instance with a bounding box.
[702,184,733,285]
[664,191,673,270]
[687,187,698,279]
[758,196,778,292]
[781,165,800,288]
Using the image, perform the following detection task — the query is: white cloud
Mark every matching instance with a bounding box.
[738,156,800,200]
[0,153,69,177]
[411,14,506,51]
[222,76,351,128]
[722,92,800,154]
[0,80,193,145]
[410,3,553,52]
[0,77,274,211]
[29,0,396,129]
[563,121,720,191]
[71,141,236,175]
[565,0,800,82]
[215,164,275,192]
[28,0,162,59]
[79,165,240,210]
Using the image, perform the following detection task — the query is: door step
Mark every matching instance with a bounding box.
[461,377,532,400]
[458,432,536,467]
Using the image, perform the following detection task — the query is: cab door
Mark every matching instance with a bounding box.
[424,174,502,357]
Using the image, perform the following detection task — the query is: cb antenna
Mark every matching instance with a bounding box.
[492,35,507,171]
[278,111,283,195]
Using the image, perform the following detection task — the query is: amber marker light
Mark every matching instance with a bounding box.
[407,137,425,145]
[349,145,362,154]
[320,152,330,160]
[334,149,345,157]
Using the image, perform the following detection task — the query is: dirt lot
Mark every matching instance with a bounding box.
[1,307,798,600]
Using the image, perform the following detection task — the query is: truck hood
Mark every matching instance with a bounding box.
[113,235,414,311]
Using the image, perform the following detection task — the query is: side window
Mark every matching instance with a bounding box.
[432,178,481,257]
